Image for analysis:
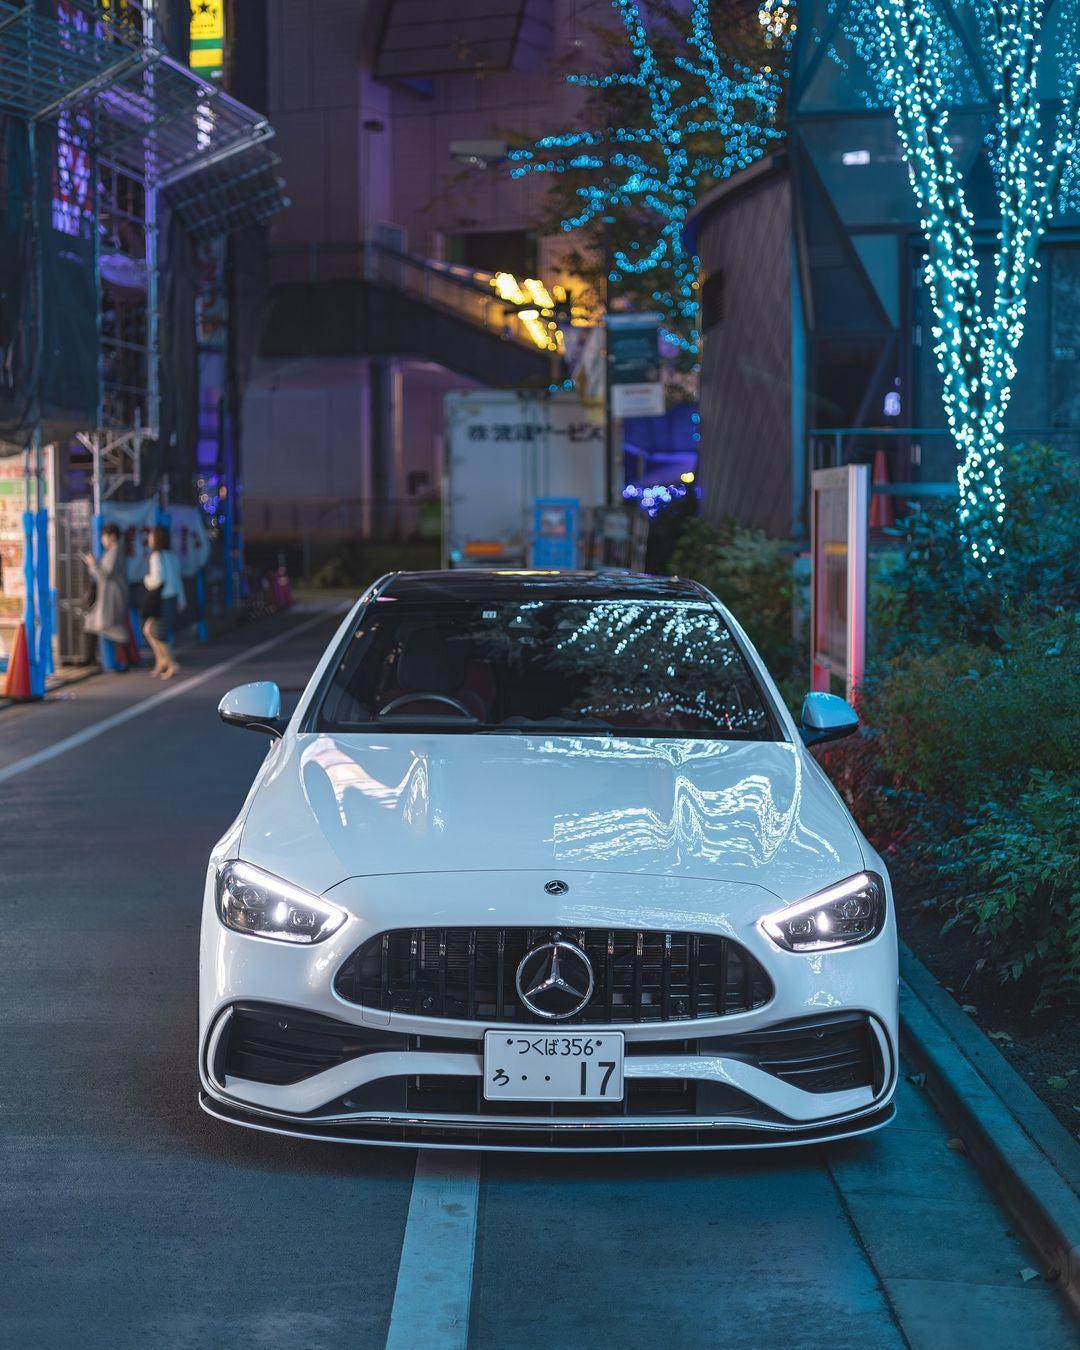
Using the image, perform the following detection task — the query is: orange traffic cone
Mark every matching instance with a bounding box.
[869,448,894,529]
[3,621,33,700]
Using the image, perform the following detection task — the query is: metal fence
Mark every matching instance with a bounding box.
[809,426,1080,500]
[243,495,442,581]
[53,502,93,665]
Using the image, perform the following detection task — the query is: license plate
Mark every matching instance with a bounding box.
[482,1030,624,1102]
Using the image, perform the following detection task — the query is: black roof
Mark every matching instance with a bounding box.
[377,570,709,603]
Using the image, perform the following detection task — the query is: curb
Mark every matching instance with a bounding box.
[899,941,1080,1319]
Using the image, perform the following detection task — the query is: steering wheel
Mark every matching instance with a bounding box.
[378,692,475,718]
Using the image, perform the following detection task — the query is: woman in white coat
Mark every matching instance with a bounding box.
[142,524,187,679]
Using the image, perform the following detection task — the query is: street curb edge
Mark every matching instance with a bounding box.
[899,943,1080,1321]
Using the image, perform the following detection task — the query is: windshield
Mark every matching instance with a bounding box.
[314,597,779,740]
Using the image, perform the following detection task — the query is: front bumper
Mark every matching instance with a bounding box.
[199,999,897,1151]
[198,868,899,1152]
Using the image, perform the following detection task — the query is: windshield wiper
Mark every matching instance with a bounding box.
[477,717,616,733]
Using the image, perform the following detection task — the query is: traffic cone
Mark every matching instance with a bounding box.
[869,449,894,529]
[3,621,33,700]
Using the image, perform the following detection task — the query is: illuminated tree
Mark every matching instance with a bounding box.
[509,0,784,353]
[865,0,1080,571]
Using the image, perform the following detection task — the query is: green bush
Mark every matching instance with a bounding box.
[858,610,1079,811]
[821,444,1080,1008]
[935,771,1080,1005]
[873,442,1080,654]
[667,517,801,684]
[309,539,441,588]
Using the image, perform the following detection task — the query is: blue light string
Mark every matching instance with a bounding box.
[509,0,786,352]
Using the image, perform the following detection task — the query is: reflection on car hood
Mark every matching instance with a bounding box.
[238,732,864,901]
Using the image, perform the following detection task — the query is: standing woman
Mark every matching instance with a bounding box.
[83,523,130,670]
[142,524,187,679]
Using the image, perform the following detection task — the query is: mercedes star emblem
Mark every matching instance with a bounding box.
[516,939,595,1020]
[543,879,569,895]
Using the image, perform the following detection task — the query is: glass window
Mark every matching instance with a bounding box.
[314,598,779,741]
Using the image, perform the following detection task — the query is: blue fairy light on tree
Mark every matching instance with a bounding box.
[835,0,1080,573]
[508,0,785,356]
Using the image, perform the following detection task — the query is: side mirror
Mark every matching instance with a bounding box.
[218,681,286,739]
[799,691,859,747]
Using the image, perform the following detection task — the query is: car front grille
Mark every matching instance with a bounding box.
[333,927,773,1024]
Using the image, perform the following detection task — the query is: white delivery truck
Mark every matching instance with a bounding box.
[444,390,606,568]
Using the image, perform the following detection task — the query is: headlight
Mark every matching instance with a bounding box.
[216,861,346,944]
[761,872,886,952]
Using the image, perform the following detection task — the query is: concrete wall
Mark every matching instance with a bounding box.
[263,0,590,269]
[250,0,596,528]
[264,1,393,250]
[242,357,373,503]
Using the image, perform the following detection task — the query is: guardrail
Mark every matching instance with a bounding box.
[810,426,1080,498]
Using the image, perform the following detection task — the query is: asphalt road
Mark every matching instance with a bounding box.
[2,606,1076,1350]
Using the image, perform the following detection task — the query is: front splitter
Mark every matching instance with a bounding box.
[199,1091,895,1153]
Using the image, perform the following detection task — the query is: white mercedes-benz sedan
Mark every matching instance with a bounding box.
[199,570,898,1151]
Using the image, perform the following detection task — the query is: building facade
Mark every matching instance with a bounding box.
[242,0,595,569]
[685,154,794,538]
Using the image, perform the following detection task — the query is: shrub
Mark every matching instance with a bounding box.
[858,610,1079,812]
[935,771,1080,1005]
[873,442,1080,654]
[822,445,1080,1010]
[667,517,801,683]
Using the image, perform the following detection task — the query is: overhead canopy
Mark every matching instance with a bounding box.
[164,144,288,239]
[374,0,552,79]
[0,0,287,236]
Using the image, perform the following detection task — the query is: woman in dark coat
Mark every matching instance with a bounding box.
[83,523,130,663]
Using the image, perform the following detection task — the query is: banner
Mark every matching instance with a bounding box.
[101,500,211,580]
[168,504,212,577]
[606,312,664,418]
[101,500,157,583]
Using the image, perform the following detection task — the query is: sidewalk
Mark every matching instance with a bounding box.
[0,661,102,713]
[900,942,1080,1319]
[0,602,305,714]
[0,598,350,716]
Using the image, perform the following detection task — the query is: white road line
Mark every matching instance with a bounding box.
[0,610,335,787]
[385,1151,481,1350]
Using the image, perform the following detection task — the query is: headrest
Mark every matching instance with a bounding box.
[398,628,465,693]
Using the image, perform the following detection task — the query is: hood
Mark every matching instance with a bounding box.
[238,732,864,902]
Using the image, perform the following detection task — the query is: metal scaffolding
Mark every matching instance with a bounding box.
[0,0,287,690]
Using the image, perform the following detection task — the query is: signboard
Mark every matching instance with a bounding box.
[190,0,225,80]
[0,452,56,608]
[611,382,665,417]
[810,465,869,701]
[530,498,580,569]
[606,312,664,419]
[0,459,28,608]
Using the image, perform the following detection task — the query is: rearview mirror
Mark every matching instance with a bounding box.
[799,691,859,748]
[218,681,286,739]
